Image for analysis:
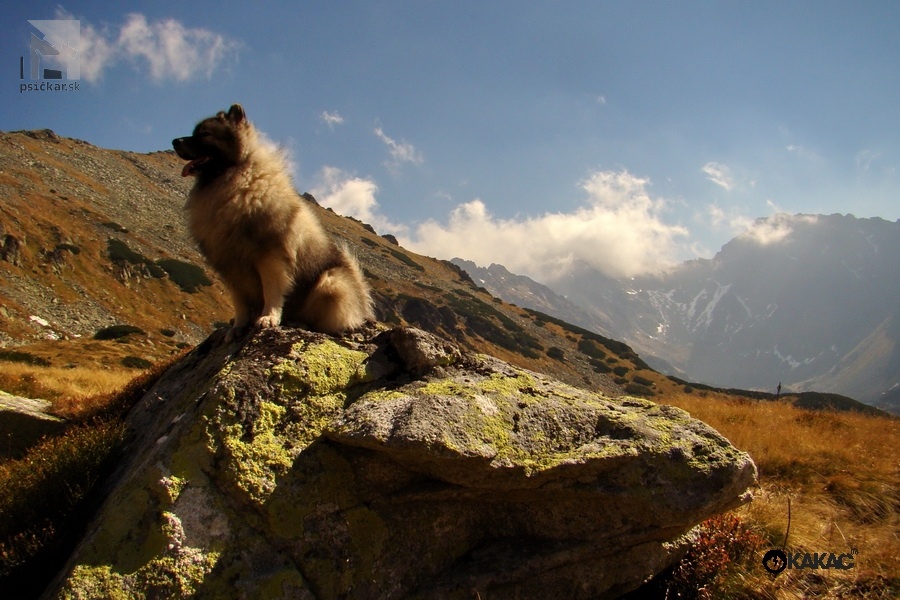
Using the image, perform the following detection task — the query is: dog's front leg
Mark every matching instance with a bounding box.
[225,285,252,342]
[254,253,293,329]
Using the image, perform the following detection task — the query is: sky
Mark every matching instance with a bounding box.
[4,1,899,283]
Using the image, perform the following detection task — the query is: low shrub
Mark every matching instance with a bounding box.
[664,514,766,598]
[0,350,50,368]
[93,324,145,340]
[0,420,126,595]
[388,249,425,272]
[121,356,153,370]
[624,382,655,397]
[155,259,213,293]
[546,347,565,361]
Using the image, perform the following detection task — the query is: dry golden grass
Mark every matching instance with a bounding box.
[0,363,135,405]
[657,390,900,599]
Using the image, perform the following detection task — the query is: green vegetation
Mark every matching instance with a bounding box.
[121,356,153,369]
[155,258,213,293]
[443,291,543,358]
[55,242,81,255]
[101,222,128,233]
[577,338,607,360]
[107,239,212,293]
[413,281,443,293]
[546,347,565,361]
[388,248,425,272]
[0,421,126,594]
[632,374,654,387]
[106,238,150,266]
[589,358,612,374]
[93,324,145,340]
[623,382,655,397]
[524,308,651,369]
[0,350,51,368]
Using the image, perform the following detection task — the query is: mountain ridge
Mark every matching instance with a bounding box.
[455,214,900,413]
[0,128,888,417]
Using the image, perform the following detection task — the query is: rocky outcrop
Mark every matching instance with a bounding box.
[0,392,66,458]
[46,326,756,599]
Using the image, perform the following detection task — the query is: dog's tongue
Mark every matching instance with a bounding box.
[181,158,208,177]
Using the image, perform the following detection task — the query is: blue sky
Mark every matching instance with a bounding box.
[4,1,899,281]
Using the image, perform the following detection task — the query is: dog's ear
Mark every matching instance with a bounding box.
[227,104,246,125]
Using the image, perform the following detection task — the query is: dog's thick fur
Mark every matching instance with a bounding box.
[173,104,373,337]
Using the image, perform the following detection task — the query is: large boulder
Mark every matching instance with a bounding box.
[46,326,756,599]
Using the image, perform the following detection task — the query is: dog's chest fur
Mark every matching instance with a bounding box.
[186,160,322,271]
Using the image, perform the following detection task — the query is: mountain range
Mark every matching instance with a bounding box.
[0,129,889,416]
[454,213,900,413]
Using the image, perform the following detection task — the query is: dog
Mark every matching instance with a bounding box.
[172,104,373,339]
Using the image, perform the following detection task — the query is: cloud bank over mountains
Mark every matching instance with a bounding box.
[314,161,821,283]
[407,170,690,281]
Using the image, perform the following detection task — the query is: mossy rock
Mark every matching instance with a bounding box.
[51,327,756,600]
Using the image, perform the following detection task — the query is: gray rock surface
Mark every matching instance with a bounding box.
[47,326,756,599]
[0,391,66,458]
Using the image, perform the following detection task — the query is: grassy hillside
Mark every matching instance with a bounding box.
[0,129,636,397]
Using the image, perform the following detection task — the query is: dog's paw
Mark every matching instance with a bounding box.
[224,326,247,343]
[255,315,281,329]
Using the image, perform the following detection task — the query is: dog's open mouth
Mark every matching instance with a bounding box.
[181,157,210,177]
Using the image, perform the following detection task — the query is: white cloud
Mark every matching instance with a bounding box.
[702,161,735,191]
[705,201,818,247]
[739,213,818,245]
[321,111,345,128]
[56,9,239,83]
[702,198,808,244]
[703,203,753,236]
[404,169,689,281]
[310,167,407,236]
[374,127,424,171]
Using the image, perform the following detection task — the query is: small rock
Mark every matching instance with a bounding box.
[388,326,462,374]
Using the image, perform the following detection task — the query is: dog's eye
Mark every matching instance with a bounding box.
[196,131,212,138]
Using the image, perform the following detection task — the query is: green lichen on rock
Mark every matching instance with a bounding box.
[274,338,370,396]
[50,327,756,600]
[219,401,295,504]
[63,548,219,600]
[204,338,373,507]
